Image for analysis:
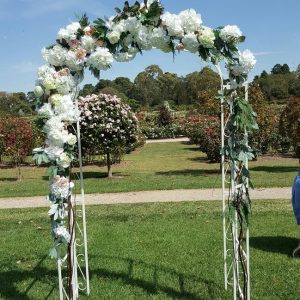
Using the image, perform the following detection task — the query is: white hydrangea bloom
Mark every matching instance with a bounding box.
[57,22,81,42]
[151,27,171,52]
[81,35,96,53]
[37,65,57,90]
[161,12,184,38]
[123,17,141,35]
[42,45,67,67]
[198,26,215,48]
[182,33,199,53]
[54,226,71,242]
[87,47,114,70]
[123,34,133,47]
[135,27,152,50]
[55,72,76,95]
[44,146,64,161]
[230,49,256,76]
[38,103,54,118]
[65,50,86,72]
[219,25,242,42]
[179,9,202,33]
[53,94,79,122]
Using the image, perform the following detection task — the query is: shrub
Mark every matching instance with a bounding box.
[78,93,140,177]
[0,116,33,178]
[157,101,174,126]
[184,115,221,162]
[141,123,183,139]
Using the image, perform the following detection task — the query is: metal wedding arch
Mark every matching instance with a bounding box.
[33,1,257,299]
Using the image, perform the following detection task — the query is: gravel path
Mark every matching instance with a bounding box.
[0,187,291,209]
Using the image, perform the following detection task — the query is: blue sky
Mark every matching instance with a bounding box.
[0,0,299,93]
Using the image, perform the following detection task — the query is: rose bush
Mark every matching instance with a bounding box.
[78,93,139,177]
[0,116,33,178]
[184,115,221,162]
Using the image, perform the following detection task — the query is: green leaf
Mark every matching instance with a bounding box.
[115,7,122,13]
[49,247,58,259]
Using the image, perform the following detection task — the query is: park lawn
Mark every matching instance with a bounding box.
[0,200,299,299]
[0,142,299,198]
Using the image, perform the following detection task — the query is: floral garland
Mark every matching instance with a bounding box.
[33,0,256,259]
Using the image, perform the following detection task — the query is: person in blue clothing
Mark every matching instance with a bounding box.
[292,172,300,257]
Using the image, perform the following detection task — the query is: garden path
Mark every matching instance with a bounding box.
[0,187,291,209]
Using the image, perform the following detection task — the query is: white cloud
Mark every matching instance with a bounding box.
[12,61,38,74]
[253,51,277,56]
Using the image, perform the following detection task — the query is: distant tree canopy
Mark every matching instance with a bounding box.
[79,65,222,110]
[0,92,33,116]
[254,63,299,103]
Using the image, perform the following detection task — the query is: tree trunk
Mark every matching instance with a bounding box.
[107,151,113,178]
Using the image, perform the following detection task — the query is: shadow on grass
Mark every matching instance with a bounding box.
[0,256,56,300]
[0,254,224,300]
[0,178,18,182]
[156,169,220,177]
[250,236,298,256]
[250,166,299,173]
[91,254,223,300]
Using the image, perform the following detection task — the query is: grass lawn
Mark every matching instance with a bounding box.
[0,142,299,198]
[0,200,299,299]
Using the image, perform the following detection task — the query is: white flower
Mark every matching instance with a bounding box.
[87,47,113,70]
[65,50,86,71]
[42,45,67,67]
[123,17,141,35]
[67,134,77,146]
[114,52,136,62]
[106,30,121,44]
[161,12,184,38]
[81,35,95,53]
[58,152,72,168]
[38,103,54,118]
[55,72,76,95]
[220,25,242,43]
[182,33,199,53]
[198,26,215,48]
[34,86,44,97]
[230,49,256,76]
[54,226,71,242]
[53,94,79,122]
[44,146,64,161]
[49,94,63,106]
[151,27,171,52]
[135,27,152,50]
[57,22,81,42]
[179,9,202,33]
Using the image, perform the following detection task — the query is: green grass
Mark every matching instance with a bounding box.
[0,200,300,299]
[0,142,299,198]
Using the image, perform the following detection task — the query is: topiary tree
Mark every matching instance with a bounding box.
[157,101,174,126]
[78,93,139,177]
[0,116,33,179]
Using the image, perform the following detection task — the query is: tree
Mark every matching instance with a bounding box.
[157,101,174,126]
[280,96,300,156]
[0,117,33,179]
[78,93,139,178]
[79,84,95,96]
[0,92,33,116]
[271,63,290,74]
[133,65,163,106]
[184,67,220,114]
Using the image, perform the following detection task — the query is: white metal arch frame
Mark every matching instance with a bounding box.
[33,2,256,299]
